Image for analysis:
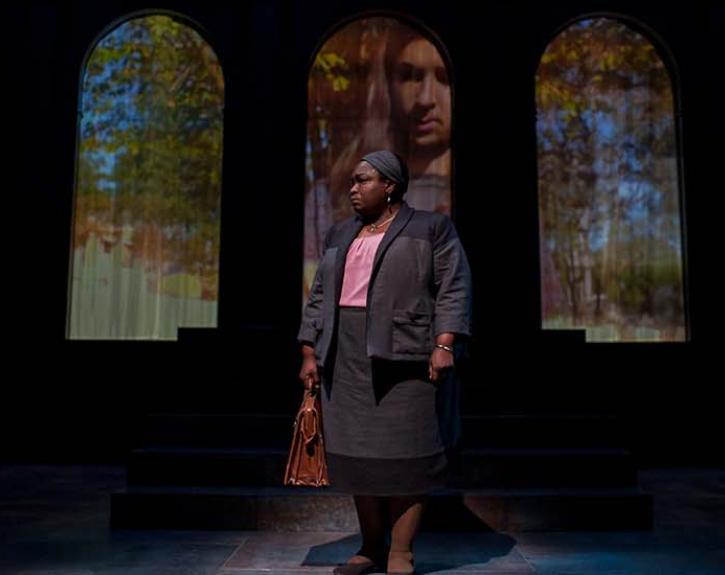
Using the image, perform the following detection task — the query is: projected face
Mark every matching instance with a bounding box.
[390,37,451,154]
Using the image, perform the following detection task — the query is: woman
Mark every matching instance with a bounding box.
[298,150,472,575]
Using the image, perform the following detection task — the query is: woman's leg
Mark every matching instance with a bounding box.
[389,494,426,551]
[333,495,388,575]
[387,494,427,573]
[352,495,389,560]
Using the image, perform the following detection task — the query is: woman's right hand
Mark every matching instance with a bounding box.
[299,344,320,388]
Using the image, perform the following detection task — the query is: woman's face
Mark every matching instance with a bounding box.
[390,37,451,153]
[349,161,394,216]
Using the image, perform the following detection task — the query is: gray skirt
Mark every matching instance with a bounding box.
[320,306,459,495]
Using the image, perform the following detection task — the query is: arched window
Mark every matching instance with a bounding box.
[536,17,686,342]
[67,14,224,340]
[303,15,453,304]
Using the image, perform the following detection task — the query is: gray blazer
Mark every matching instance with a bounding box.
[298,200,473,367]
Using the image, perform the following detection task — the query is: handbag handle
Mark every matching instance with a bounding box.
[304,373,319,391]
[300,384,321,444]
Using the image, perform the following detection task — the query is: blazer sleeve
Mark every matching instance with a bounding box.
[297,224,335,346]
[432,214,473,338]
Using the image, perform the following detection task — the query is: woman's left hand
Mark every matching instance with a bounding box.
[429,347,454,383]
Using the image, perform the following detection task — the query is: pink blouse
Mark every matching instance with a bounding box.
[339,233,385,306]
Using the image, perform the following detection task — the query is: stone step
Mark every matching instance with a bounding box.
[110,484,653,532]
[126,446,638,488]
[136,411,628,449]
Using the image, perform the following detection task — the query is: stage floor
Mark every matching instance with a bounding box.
[0,464,723,574]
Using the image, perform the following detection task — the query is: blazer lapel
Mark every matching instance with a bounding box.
[368,201,414,291]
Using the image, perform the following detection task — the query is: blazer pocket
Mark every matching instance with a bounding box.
[392,310,433,354]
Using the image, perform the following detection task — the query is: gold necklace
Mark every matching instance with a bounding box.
[368,212,396,232]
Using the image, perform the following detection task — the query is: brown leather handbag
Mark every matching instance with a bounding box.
[283,378,329,486]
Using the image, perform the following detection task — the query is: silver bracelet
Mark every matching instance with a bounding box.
[435,343,454,354]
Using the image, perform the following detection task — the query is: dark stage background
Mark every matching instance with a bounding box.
[7,0,723,467]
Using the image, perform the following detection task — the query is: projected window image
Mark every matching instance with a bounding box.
[67,15,224,340]
[303,16,453,304]
[536,17,686,342]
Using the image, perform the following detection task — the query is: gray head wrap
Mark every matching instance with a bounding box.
[361,150,409,198]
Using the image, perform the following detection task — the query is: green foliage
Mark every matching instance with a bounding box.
[536,17,685,341]
[75,15,224,286]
